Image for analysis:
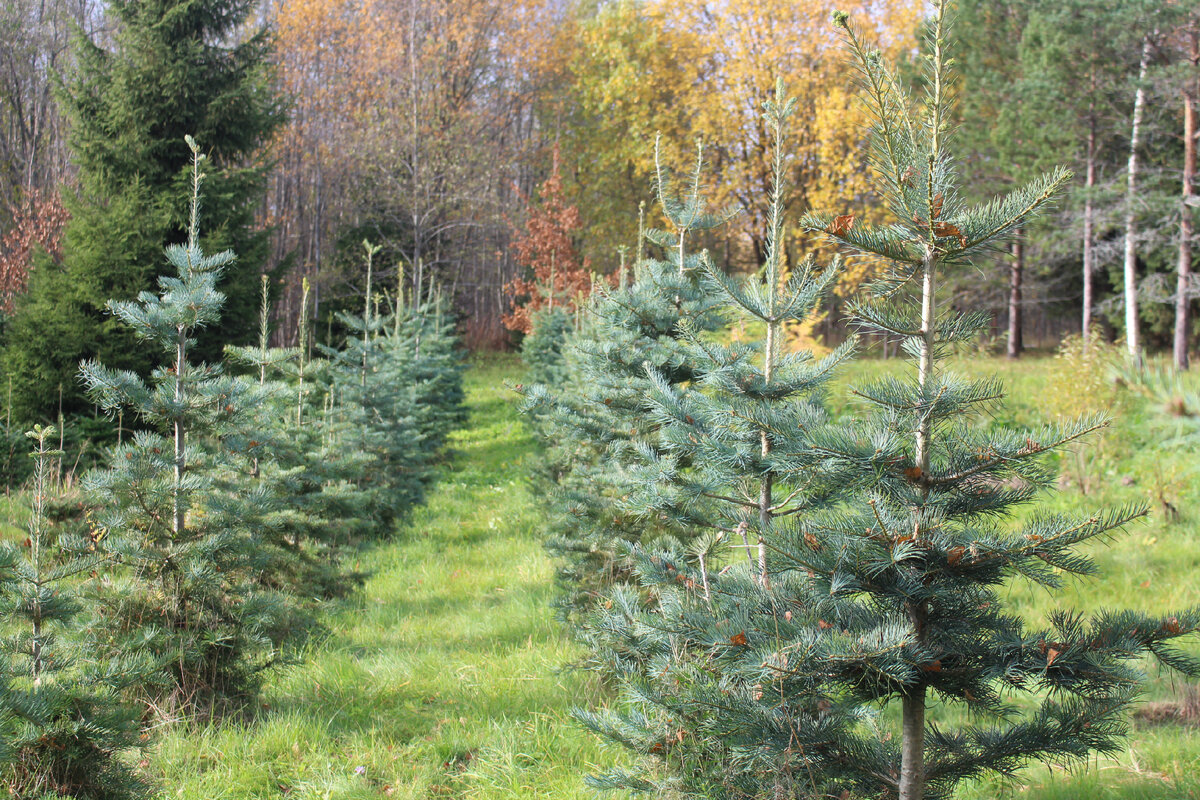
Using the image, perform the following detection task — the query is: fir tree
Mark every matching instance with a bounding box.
[518,145,733,621]
[576,8,1200,799]
[0,425,149,799]
[1,0,284,422]
[226,277,375,598]
[79,139,292,716]
[322,243,465,533]
[520,305,574,388]
[577,85,862,798]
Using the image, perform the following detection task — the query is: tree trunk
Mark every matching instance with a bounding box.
[1083,108,1097,347]
[758,316,775,589]
[1176,31,1197,370]
[1007,230,1023,359]
[901,246,937,800]
[174,328,187,537]
[900,687,927,800]
[1123,35,1152,365]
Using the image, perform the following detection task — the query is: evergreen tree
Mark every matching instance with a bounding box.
[518,144,732,621]
[1,0,284,422]
[520,305,574,388]
[225,277,375,599]
[577,85,862,798]
[577,7,1200,799]
[322,243,465,534]
[79,140,292,716]
[0,425,149,799]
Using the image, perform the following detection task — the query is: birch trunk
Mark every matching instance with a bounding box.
[1123,35,1152,364]
[1007,231,1023,359]
[1176,31,1197,370]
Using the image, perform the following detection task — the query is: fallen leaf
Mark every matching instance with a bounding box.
[931,193,944,220]
[826,214,855,236]
[932,221,967,247]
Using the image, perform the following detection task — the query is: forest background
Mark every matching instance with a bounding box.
[0,0,1197,427]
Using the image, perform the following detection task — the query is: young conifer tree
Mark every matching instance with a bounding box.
[79,138,292,715]
[518,147,733,620]
[323,244,464,534]
[521,306,575,388]
[578,86,863,798]
[793,9,1198,794]
[0,426,149,799]
[225,277,374,599]
[579,9,1200,798]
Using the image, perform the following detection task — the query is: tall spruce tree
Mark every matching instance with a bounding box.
[1,0,283,422]
[577,7,1200,799]
[79,140,292,716]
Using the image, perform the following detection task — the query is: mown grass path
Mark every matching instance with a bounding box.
[153,354,1200,800]
[154,355,616,798]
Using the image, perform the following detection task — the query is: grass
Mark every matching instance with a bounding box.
[150,354,622,798]
[147,350,1200,799]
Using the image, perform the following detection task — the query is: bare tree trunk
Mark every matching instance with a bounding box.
[758,315,775,589]
[1176,30,1198,370]
[173,327,187,537]
[1083,107,1097,347]
[900,246,937,800]
[1007,230,1023,359]
[1124,35,1153,365]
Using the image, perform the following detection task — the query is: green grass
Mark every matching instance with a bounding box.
[148,352,1200,799]
[151,354,623,798]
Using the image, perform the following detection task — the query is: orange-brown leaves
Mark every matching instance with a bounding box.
[502,148,593,333]
[0,190,68,312]
[932,221,967,247]
[729,632,748,646]
[825,214,855,236]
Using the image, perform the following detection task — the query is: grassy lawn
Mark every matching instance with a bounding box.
[151,354,621,798]
[148,351,1200,799]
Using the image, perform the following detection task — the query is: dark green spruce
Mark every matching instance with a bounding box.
[2,0,284,422]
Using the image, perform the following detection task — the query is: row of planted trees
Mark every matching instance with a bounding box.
[520,6,1200,799]
[0,140,464,798]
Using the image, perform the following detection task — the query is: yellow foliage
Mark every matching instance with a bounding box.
[654,0,921,292]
